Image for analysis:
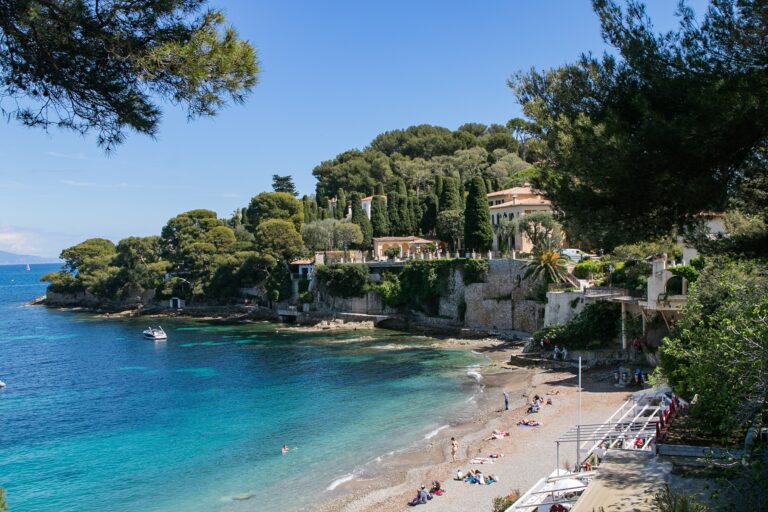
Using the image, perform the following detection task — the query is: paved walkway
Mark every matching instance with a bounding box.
[572,450,671,511]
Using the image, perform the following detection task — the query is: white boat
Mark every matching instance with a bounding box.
[143,326,167,340]
[0,380,6,388]
[25,263,30,271]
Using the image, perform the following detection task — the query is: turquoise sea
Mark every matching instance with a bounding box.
[0,264,487,512]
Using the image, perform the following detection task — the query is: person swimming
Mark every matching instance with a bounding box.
[281,444,289,455]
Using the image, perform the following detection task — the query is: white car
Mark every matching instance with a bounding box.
[560,248,595,262]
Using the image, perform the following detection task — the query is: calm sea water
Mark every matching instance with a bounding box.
[0,264,486,512]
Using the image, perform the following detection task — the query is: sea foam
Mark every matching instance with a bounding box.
[326,473,355,491]
[424,424,450,440]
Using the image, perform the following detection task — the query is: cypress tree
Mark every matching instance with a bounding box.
[420,194,438,235]
[335,189,347,220]
[375,183,385,196]
[485,178,493,194]
[434,174,444,203]
[458,179,466,209]
[439,176,462,212]
[464,177,493,252]
[396,178,407,197]
[388,192,402,235]
[398,194,412,235]
[371,196,389,237]
[409,194,423,235]
[349,193,373,247]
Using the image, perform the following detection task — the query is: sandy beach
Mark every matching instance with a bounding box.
[315,338,631,512]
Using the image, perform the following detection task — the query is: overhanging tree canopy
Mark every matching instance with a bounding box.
[0,1,259,149]
[511,0,768,249]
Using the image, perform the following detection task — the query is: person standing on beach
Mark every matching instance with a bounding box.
[450,437,458,462]
[503,391,510,411]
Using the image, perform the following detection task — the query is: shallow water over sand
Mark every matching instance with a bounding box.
[0,264,486,512]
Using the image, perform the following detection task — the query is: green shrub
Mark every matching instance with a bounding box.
[376,273,407,308]
[299,291,314,303]
[533,302,620,349]
[492,490,521,512]
[607,259,651,290]
[573,259,604,279]
[385,246,401,259]
[462,258,488,284]
[668,264,699,283]
[315,263,369,298]
[652,485,706,512]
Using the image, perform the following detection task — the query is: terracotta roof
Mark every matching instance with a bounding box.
[373,236,433,244]
[361,196,373,201]
[490,199,552,209]
[486,185,537,198]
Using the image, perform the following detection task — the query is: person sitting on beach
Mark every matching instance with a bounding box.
[476,470,486,485]
[527,402,540,414]
[486,429,509,440]
[429,480,443,496]
[455,469,466,481]
[408,485,431,506]
[546,397,553,405]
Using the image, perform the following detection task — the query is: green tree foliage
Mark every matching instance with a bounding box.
[463,177,493,252]
[370,196,389,237]
[525,241,569,285]
[386,192,402,235]
[349,193,373,247]
[335,189,347,220]
[302,219,337,251]
[420,194,438,235]
[0,3,258,149]
[612,237,682,261]
[302,195,319,224]
[437,210,464,252]
[462,259,488,285]
[606,260,651,291]
[315,264,369,298]
[112,236,168,298]
[439,176,462,212]
[495,216,519,257]
[203,251,275,299]
[519,212,562,252]
[534,302,621,349]
[272,175,297,196]
[334,222,364,251]
[312,123,527,206]
[246,192,304,233]
[510,0,768,248]
[160,209,229,269]
[254,219,304,262]
[42,238,118,295]
[660,258,768,434]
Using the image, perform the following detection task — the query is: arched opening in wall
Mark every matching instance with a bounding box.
[665,276,683,295]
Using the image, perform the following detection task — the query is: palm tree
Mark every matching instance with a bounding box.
[524,240,569,284]
[495,217,519,258]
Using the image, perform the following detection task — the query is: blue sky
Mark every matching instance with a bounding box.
[0,0,706,256]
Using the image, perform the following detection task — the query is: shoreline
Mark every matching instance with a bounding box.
[313,342,631,512]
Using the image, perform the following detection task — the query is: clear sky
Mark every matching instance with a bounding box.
[0,0,706,257]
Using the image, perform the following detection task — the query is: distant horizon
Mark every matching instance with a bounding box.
[0,1,708,257]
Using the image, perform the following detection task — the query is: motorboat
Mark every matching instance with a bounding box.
[143,326,167,340]
[0,380,6,388]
